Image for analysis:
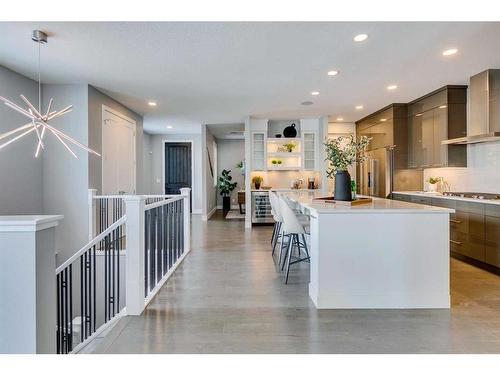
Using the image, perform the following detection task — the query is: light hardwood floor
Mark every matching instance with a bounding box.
[88,211,500,353]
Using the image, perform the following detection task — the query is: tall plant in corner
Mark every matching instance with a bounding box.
[325,134,371,201]
[217,169,237,211]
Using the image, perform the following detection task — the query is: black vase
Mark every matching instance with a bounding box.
[283,123,297,138]
[222,196,231,211]
[334,171,352,201]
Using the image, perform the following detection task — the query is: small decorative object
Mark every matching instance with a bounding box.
[271,159,277,165]
[427,177,440,192]
[351,180,357,200]
[217,169,237,211]
[325,134,371,201]
[236,160,245,176]
[283,122,297,138]
[283,142,296,152]
[275,134,282,138]
[277,160,282,165]
[252,175,263,190]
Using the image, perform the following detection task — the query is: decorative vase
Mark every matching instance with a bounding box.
[255,182,261,190]
[334,170,352,201]
[283,123,297,138]
[222,196,231,211]
[428,183,437,192]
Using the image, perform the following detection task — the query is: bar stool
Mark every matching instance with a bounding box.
[268,191,283,256]
[278,196,310,284]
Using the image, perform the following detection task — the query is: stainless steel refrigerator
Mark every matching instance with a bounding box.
[358,146,395,199]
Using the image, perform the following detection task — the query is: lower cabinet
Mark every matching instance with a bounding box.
[392,194,500,269]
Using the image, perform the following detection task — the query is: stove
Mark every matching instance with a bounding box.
[442,192,500,200]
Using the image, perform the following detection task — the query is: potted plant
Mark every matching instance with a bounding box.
[325,134,371,201]
[236,160,245,176]
[283,142,296,153]
[217,169,237,211]
[427,177,440,192]
[252,175,263,190]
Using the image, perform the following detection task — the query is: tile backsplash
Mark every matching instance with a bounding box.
[423,142,500,193]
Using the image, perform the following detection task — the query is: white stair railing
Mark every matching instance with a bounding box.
[56,188,191,354]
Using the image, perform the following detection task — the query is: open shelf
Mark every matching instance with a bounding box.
[267,152,301,157]
[267,166,301,171]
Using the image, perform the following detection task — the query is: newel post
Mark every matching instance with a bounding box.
[123,196,146,316]
[88,189,97,241]
[0,215,63,354]
[180,188,191,253]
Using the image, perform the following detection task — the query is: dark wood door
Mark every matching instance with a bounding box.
[165,142,192,210]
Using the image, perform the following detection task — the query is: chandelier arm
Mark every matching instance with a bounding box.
[44,98,54,120]
[32,122,44,151]
[47,127,78,159]
[43,122,101,156]
[0,123,33,141]
[20,95,43,119]
[35,126,47,158]
[0,127,36,151]
[47,106,73,121]
[2,100,36,120]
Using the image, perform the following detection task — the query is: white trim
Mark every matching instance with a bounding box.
[101,105,137,194]
[162,139,194,200]
[0,215,63,232]
[70,308,126,354]
[144,249,190,307]
[202,206,217,221]
[192,209,202,215]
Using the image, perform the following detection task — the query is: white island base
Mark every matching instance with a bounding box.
[283,192,452,309]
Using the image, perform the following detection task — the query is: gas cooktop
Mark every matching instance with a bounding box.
[442,192,500,200]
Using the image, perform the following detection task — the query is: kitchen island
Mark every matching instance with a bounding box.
[279,190,454,309]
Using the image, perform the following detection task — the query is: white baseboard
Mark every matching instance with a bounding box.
[216,204,241,210]
[192,209,202,215]
[202,206,217,221]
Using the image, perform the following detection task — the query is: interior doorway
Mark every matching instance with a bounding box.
[163,141,193,211]
[101,106,136,194]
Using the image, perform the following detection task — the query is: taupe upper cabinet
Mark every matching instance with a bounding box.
[407,86,467,168]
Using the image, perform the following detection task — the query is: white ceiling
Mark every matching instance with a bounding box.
[1,22,500,134]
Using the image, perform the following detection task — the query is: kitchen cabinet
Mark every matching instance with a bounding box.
[251,132,266,171]
[302,132,316,170]
[485,205,500,267]
[407,86,467,168]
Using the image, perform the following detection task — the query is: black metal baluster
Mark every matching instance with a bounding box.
[93,245,96,332]
[56,273,61,354]
[68,265,73,352]
[144,211,149,297]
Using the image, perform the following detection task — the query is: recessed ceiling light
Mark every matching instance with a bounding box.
[166,125,173,129]
[148,101,157,107]
[439,105,447,109]
[336,117,344,121]
[442,48,458,56]
[416,113,422,117]
[354,34,368,42]
[355,105,364,110]
[387,85,398,90]
[327,70,339,76]
[380,118,387,122]
[311,91,320,96]
[301,101,313,106]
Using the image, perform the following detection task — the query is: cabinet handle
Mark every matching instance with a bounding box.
[450,240,462,245]
[450,219,462,224]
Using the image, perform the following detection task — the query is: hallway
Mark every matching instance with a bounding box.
[89,212,500,354]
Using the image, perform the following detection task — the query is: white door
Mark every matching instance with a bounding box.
[102,107,136,194]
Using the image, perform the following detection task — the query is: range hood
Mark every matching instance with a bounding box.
[443,69,500,145]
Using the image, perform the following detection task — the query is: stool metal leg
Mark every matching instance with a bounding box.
[284,234,297,284]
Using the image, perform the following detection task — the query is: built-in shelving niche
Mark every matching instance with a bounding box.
[267,119,301,138]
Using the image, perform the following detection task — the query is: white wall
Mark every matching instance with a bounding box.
[147,132,203,214]
[142,132,153,193]
[423,142,500,193]
[41,84,90,264]
[203,126,217,218]
[216,139,245,207]
[0,66,43,214]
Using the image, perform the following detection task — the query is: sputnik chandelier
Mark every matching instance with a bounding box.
[0,30,100,158]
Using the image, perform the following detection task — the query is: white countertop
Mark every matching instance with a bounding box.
[394,191,500,206]
[280,190,454,214]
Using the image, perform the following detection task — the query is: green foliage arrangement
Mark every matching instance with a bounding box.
[428,177,440,184]
[325,134,372,178]
[283,142,296,152]
[252,175,263,184]
[217,169,237,196]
